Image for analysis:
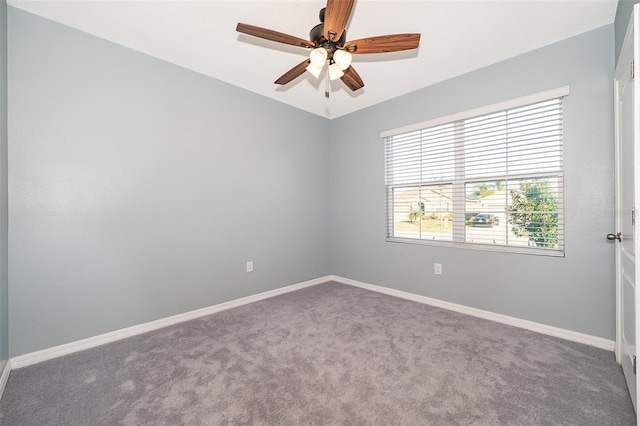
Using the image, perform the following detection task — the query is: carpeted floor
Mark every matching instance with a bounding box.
[0,281,635,425]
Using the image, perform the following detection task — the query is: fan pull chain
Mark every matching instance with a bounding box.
[325,69,330,98]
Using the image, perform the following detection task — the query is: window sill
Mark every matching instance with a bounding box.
[385,237,565,257]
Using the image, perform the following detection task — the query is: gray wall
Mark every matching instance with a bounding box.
[329,25,616,340]
[8,8,330,356]
[615,0,639,63]
[4,7,620,357]
[0,0,8,369]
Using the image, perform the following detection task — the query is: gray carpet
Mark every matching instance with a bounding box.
[0,281,635,425]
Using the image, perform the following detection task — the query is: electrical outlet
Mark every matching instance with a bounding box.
[246,261,254,273]
[434,263,442,275]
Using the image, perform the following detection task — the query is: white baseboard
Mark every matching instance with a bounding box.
[0,359,11,400]
[10,273,615,370]
[329,275,615,351]
[10,276,329,369]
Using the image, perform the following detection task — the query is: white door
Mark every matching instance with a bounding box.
[615,3,640,415]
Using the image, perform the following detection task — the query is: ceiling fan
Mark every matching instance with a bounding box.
[236,0,420,97]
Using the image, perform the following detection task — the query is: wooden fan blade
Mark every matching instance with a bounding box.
[346,33,421,54]
[275,59,312,85]
[341,66,364,91]
[237,23,314,48]
[324,0,355,42]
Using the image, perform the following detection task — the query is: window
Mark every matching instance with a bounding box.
[382,87,568,256]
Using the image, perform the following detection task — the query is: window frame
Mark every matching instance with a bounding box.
[381,86,569,257]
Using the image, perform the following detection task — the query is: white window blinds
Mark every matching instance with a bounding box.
[383,87,567,255]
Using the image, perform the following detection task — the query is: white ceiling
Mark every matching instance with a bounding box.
[8,0,618,119]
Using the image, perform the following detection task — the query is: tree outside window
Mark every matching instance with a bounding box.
[508,180,559,248]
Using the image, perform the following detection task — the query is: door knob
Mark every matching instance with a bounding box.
[607,232,622,241]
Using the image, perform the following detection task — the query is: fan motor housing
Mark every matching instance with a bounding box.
[309,23,325,45]
[309,24,346,52]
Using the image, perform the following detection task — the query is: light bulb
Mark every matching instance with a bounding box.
[328,62,344,80]
[333,50,352,70]
[309,48,328,67]
[306,62,323,79]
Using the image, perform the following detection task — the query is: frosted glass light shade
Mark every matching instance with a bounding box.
[328,63,344,80]
[306,62,324,79]
[333,50,352,70]
[309,48,328,67]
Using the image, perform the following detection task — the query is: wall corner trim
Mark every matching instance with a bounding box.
[329,275,615,351]
[10,276,330,369]
[0,359,11,401]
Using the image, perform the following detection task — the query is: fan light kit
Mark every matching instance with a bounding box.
[236,0,421,98]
